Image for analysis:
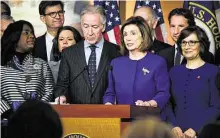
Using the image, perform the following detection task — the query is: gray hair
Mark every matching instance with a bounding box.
[151,7,158,20]
[1,15,15,22]
[136,6,158,21]
[80,5,106,25]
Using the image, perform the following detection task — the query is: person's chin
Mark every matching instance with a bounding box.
[53,23,63,28]
[86,39,97,45]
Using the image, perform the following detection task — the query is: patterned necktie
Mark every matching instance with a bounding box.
[88,45,96,87]
[175,50,181,65]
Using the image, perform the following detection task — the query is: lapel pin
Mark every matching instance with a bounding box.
[197,76,200,79]
[142,67,150,75]
[33,64,40,70]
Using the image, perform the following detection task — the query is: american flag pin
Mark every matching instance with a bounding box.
[197,76,200,79]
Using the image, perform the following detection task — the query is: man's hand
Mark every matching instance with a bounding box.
[105,102,113,105]
[55,96,67,104]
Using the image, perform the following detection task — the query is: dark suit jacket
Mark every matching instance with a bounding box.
[33,34,48,61]
[215,48,220,66]
[149,39,171,54]
[54,40,121,104]
[158,46,215,71]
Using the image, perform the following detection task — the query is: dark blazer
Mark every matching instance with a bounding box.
[149,39,171,54]
[158,45,215,71]
[33,34,48,61]
[166,63,220,132]
[54,40,121,104]
[158,46,179,71]
[215,48,220,66]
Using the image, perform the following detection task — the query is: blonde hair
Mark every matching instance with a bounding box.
[120,16,153,55]
[122,116,174,138]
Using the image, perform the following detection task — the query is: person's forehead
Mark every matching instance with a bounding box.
[170,15,188,24]
[81,13,102,23]
[22,24,32,30]
[124,24,140,31]
[45,4,62,12]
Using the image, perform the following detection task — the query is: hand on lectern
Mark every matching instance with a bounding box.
[55,96,67,104]
[105,102,112,105]
[135,100,144,106]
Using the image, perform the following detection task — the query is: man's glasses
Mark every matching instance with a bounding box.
[44,10,65,18]
[1,12,10,16]
[181,40,200,47]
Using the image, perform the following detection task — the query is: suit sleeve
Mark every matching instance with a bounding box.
[0,98,11,114]
[41,61,54,102]
[152,58,170,109]
[161,71,177,127]
[201,71,220,127]
[53,51,70,98]
[103,61,116,104]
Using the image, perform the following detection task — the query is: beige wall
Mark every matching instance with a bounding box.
[121,0,184,45]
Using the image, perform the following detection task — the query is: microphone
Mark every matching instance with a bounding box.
[57,65,88,104]
[107,65,113,71]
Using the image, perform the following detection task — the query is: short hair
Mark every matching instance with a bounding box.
[80,5,106,25]
[198,121,220,138]
[7,100,63,138]
[1,20,35,66]
[1,15,14,22]
[1,1,11,16]
[177,25,210,59]
[122,116,174,138]
[168,8,195,26]
[52,26,83,61]
[39,1,64,15]
[120,16,153,55]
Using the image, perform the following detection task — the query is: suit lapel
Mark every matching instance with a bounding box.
[76,41,91,89]
[171,46,175,66]
[92,41,109,92]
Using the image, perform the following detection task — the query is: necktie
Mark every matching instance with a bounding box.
[50,47,54,61]
[88,45,96,87]
[175,50,181,65]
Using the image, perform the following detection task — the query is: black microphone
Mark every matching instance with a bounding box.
[107,65,113,71]
[57,65,88,104]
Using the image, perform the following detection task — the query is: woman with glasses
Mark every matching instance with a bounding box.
[165,25,220,138]
[1,20,54,116]
[49,26,82,83]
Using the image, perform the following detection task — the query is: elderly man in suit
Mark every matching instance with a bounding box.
[34,1,65,62]
[54,5,120,104]
[158,8,214,71]
[134,6,171,54]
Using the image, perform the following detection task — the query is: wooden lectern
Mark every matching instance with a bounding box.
[53,105,160,138]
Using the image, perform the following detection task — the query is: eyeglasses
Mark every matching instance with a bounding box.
[1,12,10,16]
[44,10,65,18]
[181,40,200,47]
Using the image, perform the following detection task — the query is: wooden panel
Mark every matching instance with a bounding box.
[53,104,131,118]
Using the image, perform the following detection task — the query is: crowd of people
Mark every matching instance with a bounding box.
[1,1,220,138]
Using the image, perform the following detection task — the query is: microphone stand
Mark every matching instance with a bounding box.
[57,65,88,105]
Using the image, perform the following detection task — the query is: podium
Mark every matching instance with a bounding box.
[53,105,160,138]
